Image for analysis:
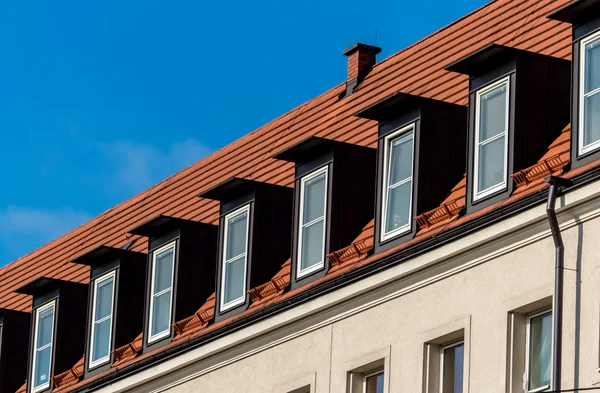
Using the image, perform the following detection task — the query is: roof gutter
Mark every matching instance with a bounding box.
[545,175,573,392]
[73,166,600,393]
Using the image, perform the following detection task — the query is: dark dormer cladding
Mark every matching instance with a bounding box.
[71,246,146,377]
[356,93,468,252]
[273,137,376,289]
[15,278,88,393]
[0,309,30,393]
[445,44,571,212]
[199,178,293,320]
[128,216,217,350]
[549,0,600,169]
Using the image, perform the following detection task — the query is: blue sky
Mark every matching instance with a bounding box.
[0,0,486,266]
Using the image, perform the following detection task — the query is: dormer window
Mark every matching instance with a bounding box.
[381,124,414,241]
[32,301,55,393]
[580,31,600,155]
[297,166,328,277]
[473,77,509,200]
[89,272,115,368]
[148,242,176,343]
[221,205,250,310]
[445,44,570,211]
[200,178,292,319]
[273,137,376,286]
[128,216,217,349]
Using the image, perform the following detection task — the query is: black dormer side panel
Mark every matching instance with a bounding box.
[447,45,571,213]
[0,309,30,393]
[201,179,293,321]
[357,94,467,254]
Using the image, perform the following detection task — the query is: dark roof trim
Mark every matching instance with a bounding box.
[354,92,424,121]
[445,44,525,76]
[71,246,145,267]
[547,0,600,24]
[128,215,211,239]
[199,178,266,202]
[15,277,73,297]
[70,162,600,393]
[272,136,341,164]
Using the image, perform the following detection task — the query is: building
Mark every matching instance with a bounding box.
[3,0,600,391]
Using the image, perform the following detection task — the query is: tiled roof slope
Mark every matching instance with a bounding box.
[0,0,573,313]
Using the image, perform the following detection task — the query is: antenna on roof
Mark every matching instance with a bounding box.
[375,28,378,46]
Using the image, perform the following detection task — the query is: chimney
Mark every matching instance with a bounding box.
[342,43,382,97]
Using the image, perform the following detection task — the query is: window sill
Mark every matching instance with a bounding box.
[296,263,325,279]
[527,384,550,393]
[147,330,171,345]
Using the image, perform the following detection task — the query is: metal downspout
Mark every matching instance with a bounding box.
[545,175,572,392]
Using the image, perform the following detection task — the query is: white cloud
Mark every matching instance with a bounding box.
[0,206,92,265]
[97,138,211,194]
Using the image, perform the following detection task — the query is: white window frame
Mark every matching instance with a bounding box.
[579,29,600,156]
[147,241,176,344]
[31,300,56,393]
[439,340,464,393]
[362,369,384,393]
[220,204,251,311]
[525,309,552,393]
[88,270,116,369]
[296,165,329,279]
[380,123,415,242]
[473,76,510,201]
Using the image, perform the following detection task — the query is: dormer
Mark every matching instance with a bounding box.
[549,0,600,168]
[445,44,571,212]
[356,93,467,252]
[0,309,30,393]
[15,278,88,393]
[128,216,217,350]
[199,178,293,320]
[273,137,376,288]
[71,246,146,376]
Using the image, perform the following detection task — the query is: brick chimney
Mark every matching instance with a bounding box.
[342,43,382,97]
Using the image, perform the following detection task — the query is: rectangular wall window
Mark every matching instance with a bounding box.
[221,204,250,311]
[526,311,552,392]
[473,77,509,200]
[297,166,328,278]
[580,31,600,155]
[89,271,115,368]
[31,301,55,393]
[381,124,414,241]
[363,370,384,393]
[441,341,464,393]
[148,242,176,343]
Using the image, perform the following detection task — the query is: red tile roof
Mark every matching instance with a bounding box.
[2,0,582,391]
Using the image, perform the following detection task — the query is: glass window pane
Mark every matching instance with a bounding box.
[226,211,248,261]
[585,38,600,94]
[442,343,464,393]
[95,277,114,321]
[34,346,51,388]
[154,247,174,294]
[389,134,413,185]
[385,180,412,233]
[224,256,246,304]
[37,307,54,348]
[584,92,600,148]
[365,372,384,393]
[479,84,507,142]
[300,219,325,271]
[151,290,171,336]
[302,172,327,224]
[477,136,505,192]
[92,319,111,362]
[529,313,552,390]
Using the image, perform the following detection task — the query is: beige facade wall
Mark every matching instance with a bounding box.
[102,181,600,393]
